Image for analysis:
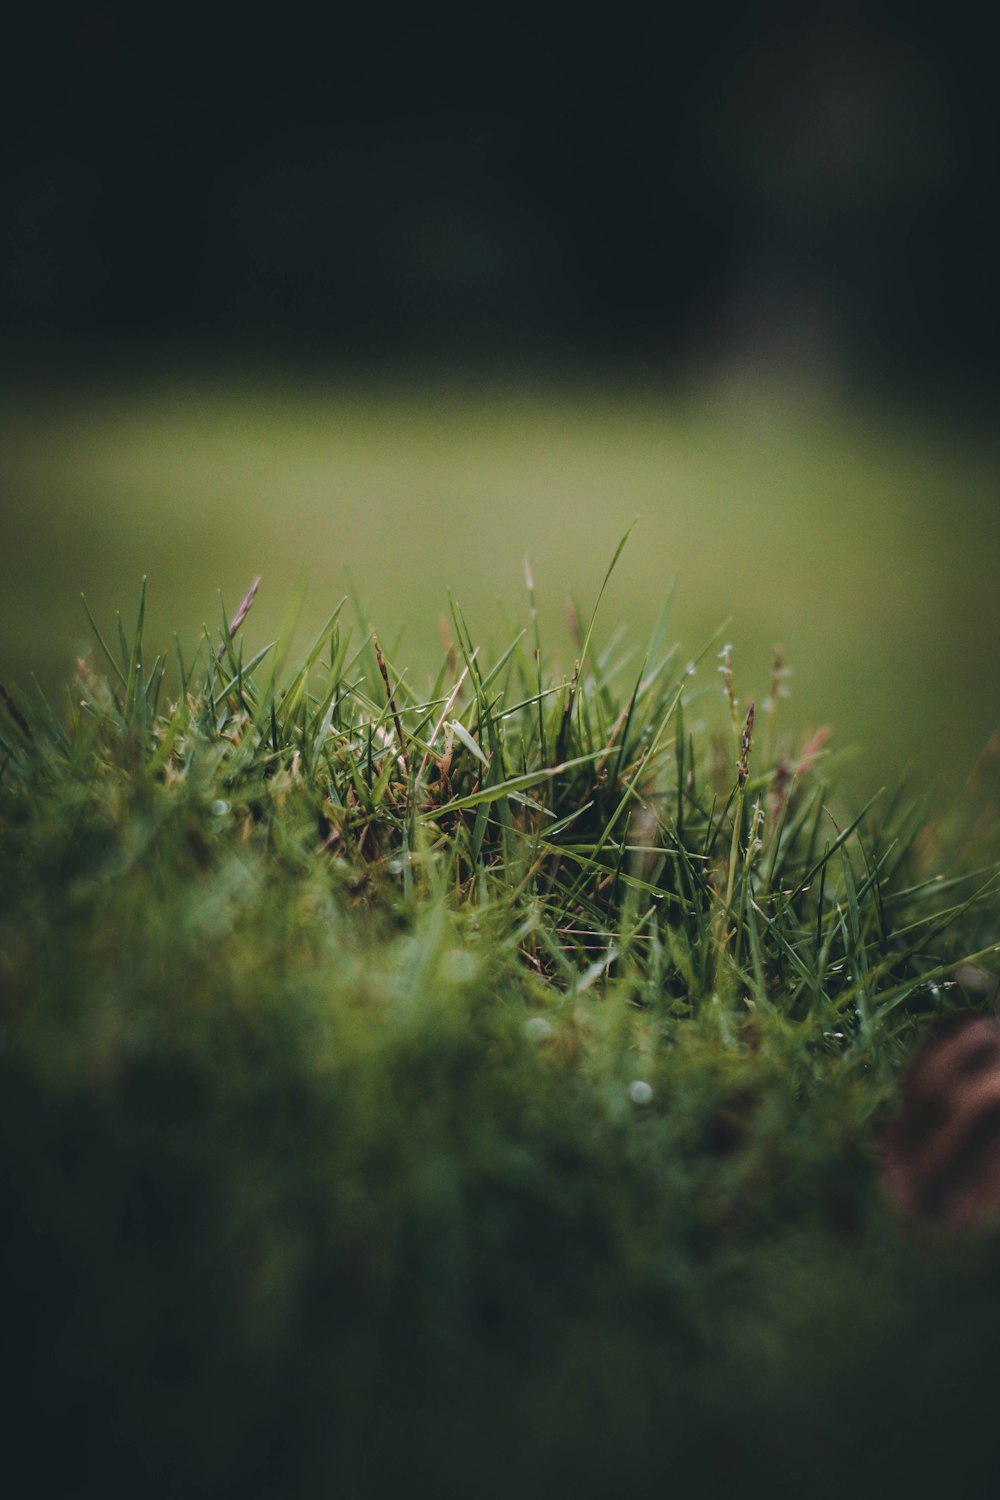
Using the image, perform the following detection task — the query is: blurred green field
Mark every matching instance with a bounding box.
[2,364,998,796]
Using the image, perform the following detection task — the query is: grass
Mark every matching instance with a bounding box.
[4,560,1000,1498]
[3,363,1000,799]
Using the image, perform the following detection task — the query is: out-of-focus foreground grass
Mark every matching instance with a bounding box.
[2,364,997,796]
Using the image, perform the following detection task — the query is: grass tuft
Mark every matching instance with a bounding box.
[3,561,1000,1497]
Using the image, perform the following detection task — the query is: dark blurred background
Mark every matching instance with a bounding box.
[3,3,996,385]
[2,3,998,796]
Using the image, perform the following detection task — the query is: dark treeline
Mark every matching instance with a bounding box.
[2,4,995,383]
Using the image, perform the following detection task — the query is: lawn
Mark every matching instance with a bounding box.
[3,365,1000,1497]
[3,548,1000,1496]
[3,363,999,797]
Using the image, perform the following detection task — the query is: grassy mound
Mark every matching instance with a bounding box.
[3,570,1000,1498]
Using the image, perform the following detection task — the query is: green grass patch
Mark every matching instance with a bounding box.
[4,367,1000,797]
[3,566,1000,1498]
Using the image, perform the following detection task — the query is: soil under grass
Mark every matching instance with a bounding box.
[2,576,1000,1498]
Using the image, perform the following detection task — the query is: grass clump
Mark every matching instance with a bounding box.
[3,563,1000,1499]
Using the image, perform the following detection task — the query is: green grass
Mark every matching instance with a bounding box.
[3,364,1000,800]
[4,563,1000,1497]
